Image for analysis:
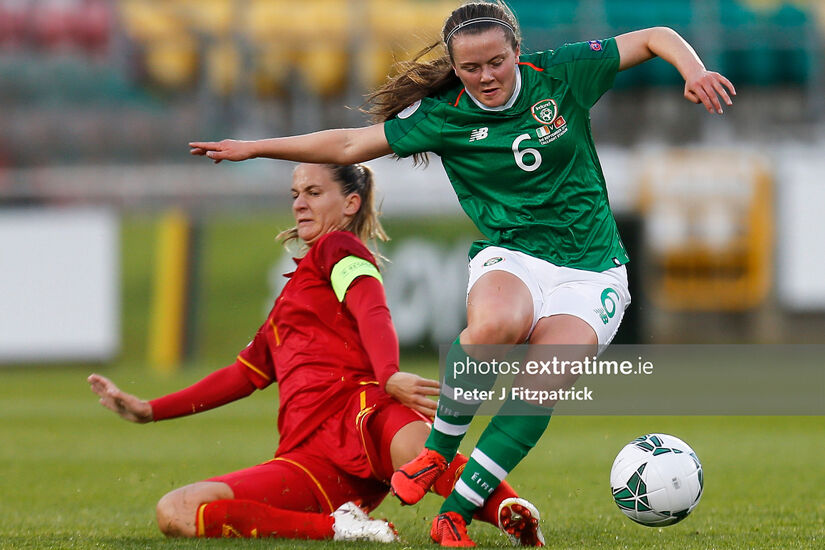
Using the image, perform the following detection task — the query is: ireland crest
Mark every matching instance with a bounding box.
[531,99,558,126]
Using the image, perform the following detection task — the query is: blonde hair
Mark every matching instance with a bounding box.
[365,1,521,164]
[277,164,389,259]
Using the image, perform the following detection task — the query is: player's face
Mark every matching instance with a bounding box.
[291,164,359,246]
[451,28,520,108]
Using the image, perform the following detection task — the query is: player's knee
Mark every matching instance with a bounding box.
[156,491,193,537]
[464,313,528,346]
[390,421,431,470]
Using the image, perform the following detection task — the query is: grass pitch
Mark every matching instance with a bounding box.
[2,217,822,548]
[1,359,823,549]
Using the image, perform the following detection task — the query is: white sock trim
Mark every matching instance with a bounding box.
[470,448,509,481]
[455,479,486,507]
[441,382,484,405]
[433,416,471,436]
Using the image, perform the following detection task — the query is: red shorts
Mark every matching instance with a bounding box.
[207,398,426,514]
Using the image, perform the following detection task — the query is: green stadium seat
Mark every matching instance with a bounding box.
[509,0,579,27]
[515,0,817,87]
[603,0,693,31]
[717,1,812,85]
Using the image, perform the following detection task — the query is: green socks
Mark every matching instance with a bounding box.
[440,399,552,522]
[426,337,497,461]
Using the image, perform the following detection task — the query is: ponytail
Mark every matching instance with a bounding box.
[365,1,521,165]
[278,164,389,261]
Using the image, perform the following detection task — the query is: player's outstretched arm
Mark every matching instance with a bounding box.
[89,364,257,423]
[189,123,393,165]
[87,373,153,423]
[615,27,736,115]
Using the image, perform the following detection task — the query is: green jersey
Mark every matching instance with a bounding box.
[384,38,629,272]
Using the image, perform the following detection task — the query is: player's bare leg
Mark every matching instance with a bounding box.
[156,481,233,537]
[390,421,432,469]
[392,271,534,503]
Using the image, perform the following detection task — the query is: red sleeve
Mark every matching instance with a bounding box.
[236,321,277,389]
[345,275,399,390]
[313,231,377,280]
[149,361,256,421]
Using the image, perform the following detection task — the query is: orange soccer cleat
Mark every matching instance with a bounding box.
[430,511,476,547]
[390,448,448,505]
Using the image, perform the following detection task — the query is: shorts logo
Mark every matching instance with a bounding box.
[469,127,489,142]
[589,40,604,52]
[595,288,620,325]
[483,257,504,267]
[397,99,421,119]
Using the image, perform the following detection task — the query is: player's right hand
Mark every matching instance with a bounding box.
[189,139,255,163]
[87,373,153,424]
[683,69,735,115]
[384,372,440,418]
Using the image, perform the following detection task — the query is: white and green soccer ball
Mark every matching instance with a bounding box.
[610,433,703,527]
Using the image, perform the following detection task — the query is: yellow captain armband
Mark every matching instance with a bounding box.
[330,255,383,302]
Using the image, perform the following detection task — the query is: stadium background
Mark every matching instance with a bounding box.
[1,1,823,549]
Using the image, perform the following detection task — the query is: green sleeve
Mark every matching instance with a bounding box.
[330,255,383,302]
[535,38,620,109]
[383,97,446,158]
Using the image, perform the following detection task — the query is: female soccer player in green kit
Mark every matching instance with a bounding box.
[190,1,735,545]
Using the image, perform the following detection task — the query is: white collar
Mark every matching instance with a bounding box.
[464,65,522,112]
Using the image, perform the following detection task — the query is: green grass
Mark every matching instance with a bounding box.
[2,215,822,548]
[1,358,823,549]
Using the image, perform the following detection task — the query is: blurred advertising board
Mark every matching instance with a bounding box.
[0,208,120,363]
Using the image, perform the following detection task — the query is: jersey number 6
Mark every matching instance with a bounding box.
[512,134,542,172]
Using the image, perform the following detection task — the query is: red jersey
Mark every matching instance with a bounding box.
[236,231,396,457]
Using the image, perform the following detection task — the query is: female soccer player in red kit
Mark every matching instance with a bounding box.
[88,163,544,545]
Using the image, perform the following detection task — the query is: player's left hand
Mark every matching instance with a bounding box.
[189,139,255,163]
[87,373,153,423]
[384,372,440,418]
[684,69,736,114]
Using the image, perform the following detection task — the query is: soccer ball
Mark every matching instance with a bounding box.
[610,433,703,527]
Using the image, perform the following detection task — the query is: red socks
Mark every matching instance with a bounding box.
[196,499,334,539]
[431,452,518,526]
[197,453,519,538]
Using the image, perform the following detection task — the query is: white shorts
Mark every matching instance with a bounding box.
[466,246,631,347]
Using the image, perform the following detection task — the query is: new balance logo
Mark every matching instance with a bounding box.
[469,127,489,142]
